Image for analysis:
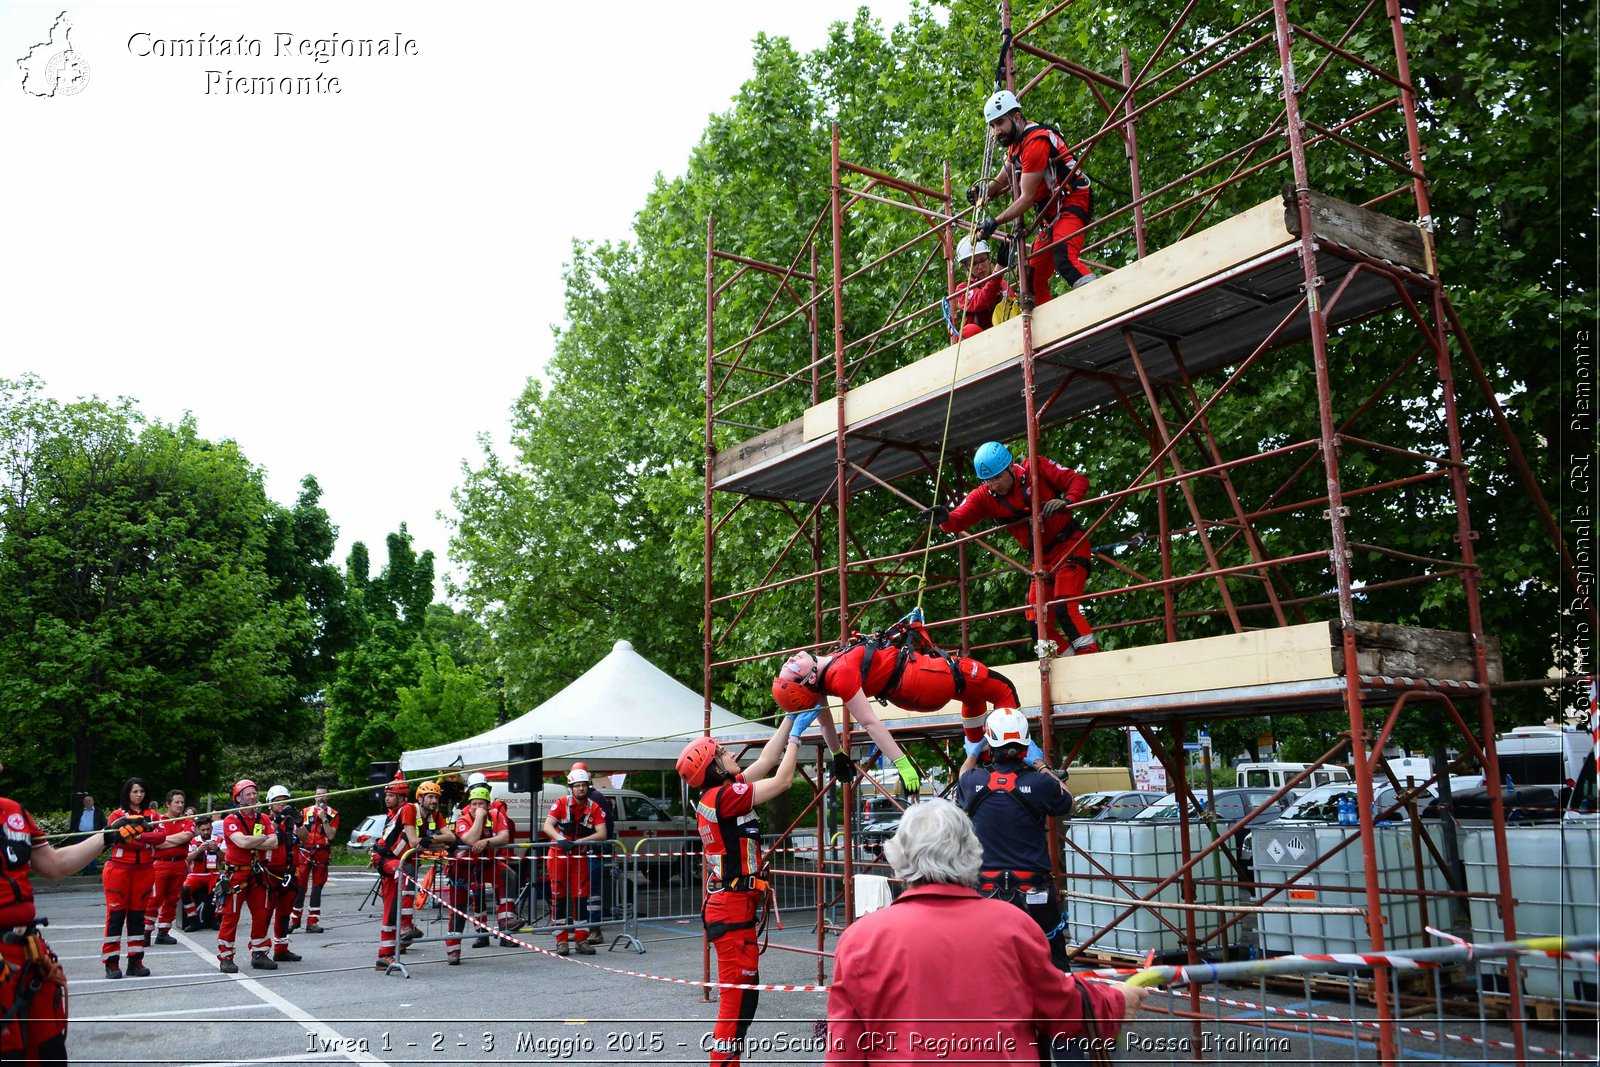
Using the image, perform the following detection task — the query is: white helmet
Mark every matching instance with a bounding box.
[984,708,1030,751]
[466,771,488,789]
[567,768,591,786]
[983,89,1021,124]
[956,235,990,263]
[265,784,292,803]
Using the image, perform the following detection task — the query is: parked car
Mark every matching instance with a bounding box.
[346,813,387,851]
[1134,787,1294,828]
[1275,781,1437,824]
[852,814,902,863]
[1069,789,1163,821]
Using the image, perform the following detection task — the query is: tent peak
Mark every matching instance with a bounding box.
[613,639,634,653]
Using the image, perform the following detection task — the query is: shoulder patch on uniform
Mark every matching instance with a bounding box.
[5,812,24,832]
[731,783,750,796]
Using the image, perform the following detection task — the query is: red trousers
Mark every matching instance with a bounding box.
[216,873,269,961]
[0,935,67,1063]
[376,856,418,960]
[889,655,1021,745]
[101,860,154,966]
[263,869,295,953]
[705,891,761,1067]
[183,873,218,924]
[548,851,592,943]
[1024,189,1094,304]
[151,858,186,933]
[1038,532,1095,655]
[291,849,331,925]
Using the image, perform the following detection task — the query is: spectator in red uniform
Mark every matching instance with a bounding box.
[970,89,1095,307]
[542,768,608,956]
[488,797,518,944]
[677,712,807,1067]
[771,619,1022,791]
[149,789,195,945]
[442,784,508,963]
[937,440,1101,657]
[217,779,277,973]
[101,777,165,978]
[181,819,223,931]
[291,785,338,933]
[826,800,1143,1064]
[1,761,126,1064]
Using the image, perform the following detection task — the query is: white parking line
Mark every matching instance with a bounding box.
[75,1002,276,1022]
[77,970,220,985]
[171,1053,349,1066]
[168,929,384,1065]
[58,949,191,961]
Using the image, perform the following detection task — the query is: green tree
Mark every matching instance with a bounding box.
[0,377,307,809]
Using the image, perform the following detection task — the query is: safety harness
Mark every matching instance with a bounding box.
[812,619,969,708]
[1007,123,1091,226]
[962,763,1067,939]
[0,922,63,1048]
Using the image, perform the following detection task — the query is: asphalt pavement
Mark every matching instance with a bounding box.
[42,867,831,1066]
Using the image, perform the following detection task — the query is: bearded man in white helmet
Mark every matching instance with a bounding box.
[968,88,1095,308]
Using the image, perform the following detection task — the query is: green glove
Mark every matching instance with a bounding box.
[893,756,921,795]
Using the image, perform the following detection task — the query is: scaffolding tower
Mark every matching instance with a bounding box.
[701,1,1589,1059]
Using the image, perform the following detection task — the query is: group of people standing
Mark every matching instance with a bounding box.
[92,777,340,976]
[366,766,614,970]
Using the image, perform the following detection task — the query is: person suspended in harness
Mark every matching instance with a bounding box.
[954,708,1075,971]
[933,440,1101,657]
[969,88,1096,308]
[771,613,1023,794]
[677,713,808,1067]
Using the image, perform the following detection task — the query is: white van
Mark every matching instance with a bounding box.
[487,781,692,855]
[1494,725,1596,789]
[1235,762,1352,791]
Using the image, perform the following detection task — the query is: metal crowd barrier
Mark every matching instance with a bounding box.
[404,840,640,954]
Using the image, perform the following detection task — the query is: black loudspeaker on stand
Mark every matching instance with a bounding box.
[507,742,543,793]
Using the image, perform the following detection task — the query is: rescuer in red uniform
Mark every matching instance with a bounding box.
[149,789,195,945]
[101,777,165,978]
[1,760,134,1064]
[290,785,338,933]
[262,785,302,964]
[771,616,1022,791]
[971,89,1095,306]
[952,235,1017,339]
[937,440,1101,659]
[678,713,806,1067]
[217,779,277,973]
[488,797,518,943]
[442,784,506,964]
[542,768,607,956]
[372,777,455,971]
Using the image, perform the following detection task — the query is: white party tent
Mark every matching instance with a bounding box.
[399,639,773,773]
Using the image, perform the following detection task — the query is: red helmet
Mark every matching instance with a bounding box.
[677,737,719,788]
[231,779,257,802]
[385,773,410,796]
[772,651,822,713]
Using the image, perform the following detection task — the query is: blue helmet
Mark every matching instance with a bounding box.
[974,441,1013,481]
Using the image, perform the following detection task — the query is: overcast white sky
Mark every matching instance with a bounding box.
[1,0,919,590]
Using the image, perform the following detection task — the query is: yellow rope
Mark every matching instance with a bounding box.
[913,134,998,613]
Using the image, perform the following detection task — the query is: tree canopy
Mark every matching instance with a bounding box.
[451,0,1592,762]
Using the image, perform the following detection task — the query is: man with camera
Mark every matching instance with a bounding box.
[263,786,303,965]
